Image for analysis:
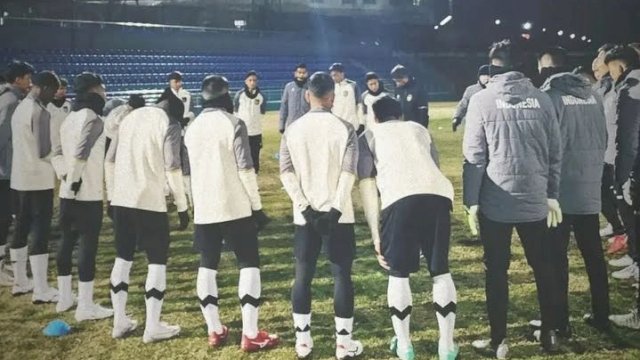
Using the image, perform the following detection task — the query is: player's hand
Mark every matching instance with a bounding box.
[547,199,563,228]
[279,128,285,135]
[452,118,462,132]
[302,206,320,225]
[71,179,83,196]
[466,205,479,236]
[252,210,271,232]
[178,210,190,230]
[373,239,389,270]
[314,208,341,235]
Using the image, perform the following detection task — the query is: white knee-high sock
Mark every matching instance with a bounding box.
[388,276,412,351]
[335,317,354,346]
[110,258,132,328]
[197,267,223,335]
[293,313,312,345]
[238,267,261,338]
[433,273,457,353]
[56,275,73,312]
[11,247,30,288]
[77,280,95,309]
[145,264,166,331]
[30,253,53,297]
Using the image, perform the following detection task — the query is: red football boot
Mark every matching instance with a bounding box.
[241,330,279,352]
[208,326,229,348]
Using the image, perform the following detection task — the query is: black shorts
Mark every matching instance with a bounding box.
[194,216,260,269]
[294,223,355,266]
[113,206,170,259]
[381,194,452,277]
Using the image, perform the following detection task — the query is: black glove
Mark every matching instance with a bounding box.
[313,208,342,235]
[452,117,462,132]
[180,117,190,128]
[356,125,365,136]
[178,210,190,230]
[279,128,285,135]
[107,202,114,220]
[71,179,83,195]
[301,206,321,225]
[252,210,271,232]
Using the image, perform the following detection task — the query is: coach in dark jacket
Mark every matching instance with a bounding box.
[452,65,491,131]
[390,65,429,128]
[540,57,610,333]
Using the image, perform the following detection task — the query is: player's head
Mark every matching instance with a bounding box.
[32,71,61,105]
[201,74,233,113]
[128,94,146,109]
[593,43,617,80]
[329,63,345,84]
[372,96,402,123]
[390,64,410,87]
[74,72,107,114]
[245,70,259,90]
[74,72,106,99]
[168,71,183,91]
[156,87,185,120]
[604,45,640,82]
[478,65,491,85]
[489,39,512,67]
[305,72,335,109]
[55,77,68,99]
[294,63,308,83]
[5,60,35,94]
[365,72,382,93]
[537,46,568,73]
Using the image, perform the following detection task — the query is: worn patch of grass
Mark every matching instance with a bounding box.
[1,102,639,359]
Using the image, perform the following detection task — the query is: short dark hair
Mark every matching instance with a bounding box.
[168,71,183,81]
[33,71,60,90]
[598,43,617,54]
[295,63,307,71]
[74,72,103,95]
[329,63,345,73]
[5,60,35,83]
[308,72,334,98]
[128,94,146,109]
[538,46,568,67]
[245,70,259,79]
[372,96,402,122]
[390,64,409,79]
[365,72,379,82]
[489,39,512,66]
[59,77,68,88]
[604,45,640,68]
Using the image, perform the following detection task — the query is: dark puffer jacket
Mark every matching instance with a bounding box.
[542,72,607,215]
[463,71,561,223]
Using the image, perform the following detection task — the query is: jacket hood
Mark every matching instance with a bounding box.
[540,72,592,99]
[619,68,640,89]
[487,71,534,103]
